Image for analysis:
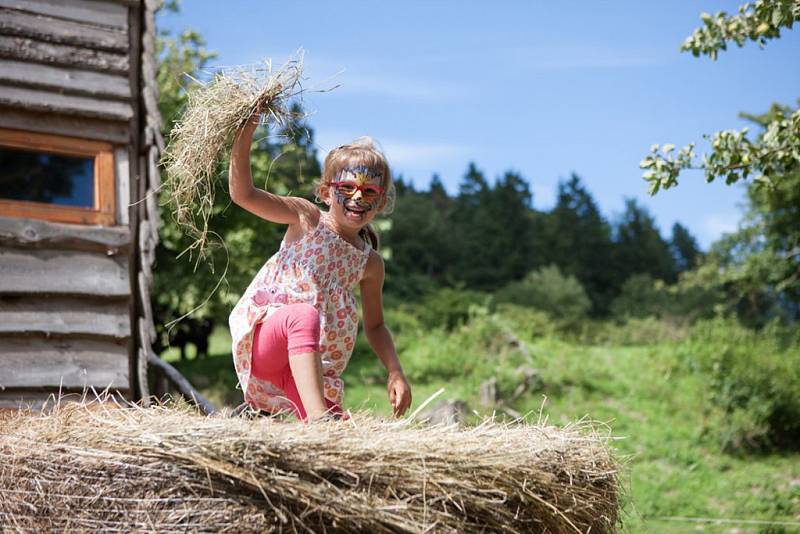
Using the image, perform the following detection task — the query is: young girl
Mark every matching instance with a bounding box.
[227,116,412,421]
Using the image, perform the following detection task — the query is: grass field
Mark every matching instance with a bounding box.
[161,315,800,533]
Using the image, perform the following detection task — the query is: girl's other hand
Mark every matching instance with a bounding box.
[387,370,412,417]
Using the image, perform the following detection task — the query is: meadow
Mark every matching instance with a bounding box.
[163,305,800,533]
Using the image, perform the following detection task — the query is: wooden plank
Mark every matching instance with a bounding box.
[0,215,130,253]
[0,8,127,52]
[147,144,162,192]
[115,147,130,226]
[0,59,131,99]
[0,389,87,410]
[0,84,133,121]
[0,389,129,410]
[0,124,114,155]
[0,336,129,389]
[0,295,131,338]
[0,247,130,296]
[138,219,151,274]
[0,0,128,29]
[0,107,129,144]
[95,147,116,220]
[0,35,128,73]
[0,198,114,226]
[137,346,149,404]
[137,271,155,342]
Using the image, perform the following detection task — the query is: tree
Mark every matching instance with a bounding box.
[670,222,702,273]
[640,1,799,315]
[383,180,450,296]
[448,163,497,289]
[641,0,799,195]
[539,175,616,313]
[613,199,676,284]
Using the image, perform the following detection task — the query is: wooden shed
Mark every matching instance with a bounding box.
[0,0,162,409]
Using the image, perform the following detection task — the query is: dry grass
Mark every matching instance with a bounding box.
[160,58,303,264]
[0,398,620,533]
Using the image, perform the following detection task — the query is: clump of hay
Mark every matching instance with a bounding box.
[161,57,303,263]
[0,401,620,533]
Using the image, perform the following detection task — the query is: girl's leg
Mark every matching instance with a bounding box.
[251,303,330,420]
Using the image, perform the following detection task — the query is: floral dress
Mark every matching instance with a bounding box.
[228,210,371,413]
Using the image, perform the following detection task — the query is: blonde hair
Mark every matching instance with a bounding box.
[315,137,395,250]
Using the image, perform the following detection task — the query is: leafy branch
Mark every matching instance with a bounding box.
[642,0,799,196]
[681,0,800,60]
[640,107,800,194]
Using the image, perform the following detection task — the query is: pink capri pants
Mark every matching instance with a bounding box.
[251,303,342,420]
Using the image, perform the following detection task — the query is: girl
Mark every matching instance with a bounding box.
[227,116,412,421]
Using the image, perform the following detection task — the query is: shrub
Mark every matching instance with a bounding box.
[568,316,690,346]
[610,273,724,323]
[681,317,800,453]
[495,265,591,322]
[396,309,535,388]
[406,287,493,330]
[493,304,557,341]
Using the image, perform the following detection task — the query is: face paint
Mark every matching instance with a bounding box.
[331,166,385,212]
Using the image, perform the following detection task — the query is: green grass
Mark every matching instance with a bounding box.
[159,318,800,533]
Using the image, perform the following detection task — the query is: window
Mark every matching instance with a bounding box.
[0,128,115,226]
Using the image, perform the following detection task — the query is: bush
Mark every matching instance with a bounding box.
[568,316,690,346]
[404,287,493,331]
[495,265,591,322]
[681,317,800,453]
[493,304,557,341]
[396,308,535,389]
[610,273,724,323]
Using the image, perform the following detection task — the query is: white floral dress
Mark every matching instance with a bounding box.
[228,210,371,413]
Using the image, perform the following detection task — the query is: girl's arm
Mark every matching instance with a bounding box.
[360,250,412,416]
[229,119,317,229]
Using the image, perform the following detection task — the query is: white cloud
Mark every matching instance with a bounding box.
[314,129,470,165]
[703,213,739,240]
[381,140,471,166]
[503,43,659,71]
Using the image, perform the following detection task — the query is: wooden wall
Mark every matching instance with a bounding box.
[0,0,163,409]
[0,0,136,145]
[0,216,132,407]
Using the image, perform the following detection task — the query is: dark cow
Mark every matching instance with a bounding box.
[152,303,215,360]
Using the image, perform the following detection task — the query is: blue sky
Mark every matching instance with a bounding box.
[160,2,799,248]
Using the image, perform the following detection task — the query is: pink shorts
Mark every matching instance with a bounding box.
[251,303,342,420]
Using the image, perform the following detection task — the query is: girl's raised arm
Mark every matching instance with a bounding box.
[228,119,316,226]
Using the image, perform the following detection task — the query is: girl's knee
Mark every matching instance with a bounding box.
[289,303,319,327]
[285,303,320,353]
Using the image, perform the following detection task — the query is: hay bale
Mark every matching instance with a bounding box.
[0,402,620,533]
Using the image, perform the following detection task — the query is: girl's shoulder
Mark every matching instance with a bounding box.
[362,248,384,281]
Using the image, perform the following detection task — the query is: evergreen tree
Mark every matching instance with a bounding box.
[449,164,496,288]
[670,222,702,273]
[614,198,676,284]
[540,174,616,313]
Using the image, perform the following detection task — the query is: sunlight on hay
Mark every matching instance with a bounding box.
[0,397,621,533]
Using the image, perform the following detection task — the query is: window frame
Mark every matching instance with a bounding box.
[0,127,116,226]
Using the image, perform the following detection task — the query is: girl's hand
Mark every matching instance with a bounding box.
[387,370,412,417]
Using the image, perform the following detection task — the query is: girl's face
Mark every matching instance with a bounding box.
[324,166,386,227]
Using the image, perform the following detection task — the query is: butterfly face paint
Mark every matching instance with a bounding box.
[331,166,385,213]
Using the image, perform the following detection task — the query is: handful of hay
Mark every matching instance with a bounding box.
[0,402,620,533]
[161,58,303,262]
